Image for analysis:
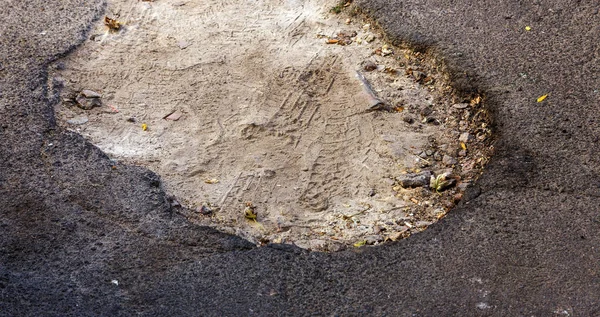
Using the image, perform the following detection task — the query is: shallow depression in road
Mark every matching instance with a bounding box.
[52,0,493,251]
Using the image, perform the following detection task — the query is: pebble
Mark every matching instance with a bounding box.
[419,106,432,117]
[80,89,102,98]
[412,71,427,82]
[363,61,377,71]
[365,235,384,245]
[457,182,471,190]
[76,91,102,110]
[442,154,458,166]
[458,149,467,157]
[452,103,469,109]
[459,132,474,143]
[66,116,88,125]
[373,225,382,234]
[415,221,432,227]
[395,171,432,188]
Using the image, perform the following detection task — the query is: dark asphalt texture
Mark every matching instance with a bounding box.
[1,0,599,316]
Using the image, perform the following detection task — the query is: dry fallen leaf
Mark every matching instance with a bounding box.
[326,39,339,44]
[353,240,366,247]
[460,142,467,150]
[244,202,257,221]
[204,178,219,184]
[104,16,121,31]
[525,26,532,31]
[537,94,548,102]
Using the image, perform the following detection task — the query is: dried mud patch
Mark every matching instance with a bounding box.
[51,0,493,251]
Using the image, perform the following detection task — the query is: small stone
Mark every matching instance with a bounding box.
[80,89,102,98]
[457,182,471,190]
[454,193,463,203]
[459,132,474,143]
[362,24,370,31]
[373,225,382,234]
[396,171,432,188]
[381,45,393,56]
[425,149,434,156]
[402,115,414,124]
[412,71,427,82]
[415,221,432,227]
[419,106,432,117]
[364,34,375,43]
[199,205,213,215]
[126,117,136,123]
[365,235,383,245]
[458,149,467,157]
[442,155,458,166]
[363,61,377,71]
[66,116,88,125]
[75,91,102,110]
[261,169,276,178]
[452,103,469,109]
[178,40,190,49]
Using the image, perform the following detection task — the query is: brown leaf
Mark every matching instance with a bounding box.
[104,16,121,31]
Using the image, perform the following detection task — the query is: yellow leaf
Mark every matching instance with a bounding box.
[141,123,148,131]
[537,94,548,102]
[204,179,219,184]
[460,142,467,150]
[525,26,531,31]
[353,240,366,247]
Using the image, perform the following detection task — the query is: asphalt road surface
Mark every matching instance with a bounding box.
[1,0,599,316]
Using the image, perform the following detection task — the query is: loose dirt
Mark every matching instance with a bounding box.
[51,0,493,251]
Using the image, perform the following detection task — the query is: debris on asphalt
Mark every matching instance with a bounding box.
[164,110,183,121]
[141,123,148,131]
[204,178,219,184]
[326,31,357,46]
[353,240,366,247]
[395,171,432,188]
[178,40,190,50]
[459,132,474,143]
[537,94,548,102]
[442,154,458,166]
[453,103,469,109]
[430,173,456,192]
[104,16,121,32]
[75,90,102,110]
[381,44,393,56]
[66,116,89,125]
[244,202,258,221]
[199,205,213,215]
[363,61,377,71]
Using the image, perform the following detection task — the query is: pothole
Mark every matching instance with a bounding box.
[50,0,493,251]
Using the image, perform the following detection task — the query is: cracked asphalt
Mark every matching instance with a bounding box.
[1,0,599,316]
